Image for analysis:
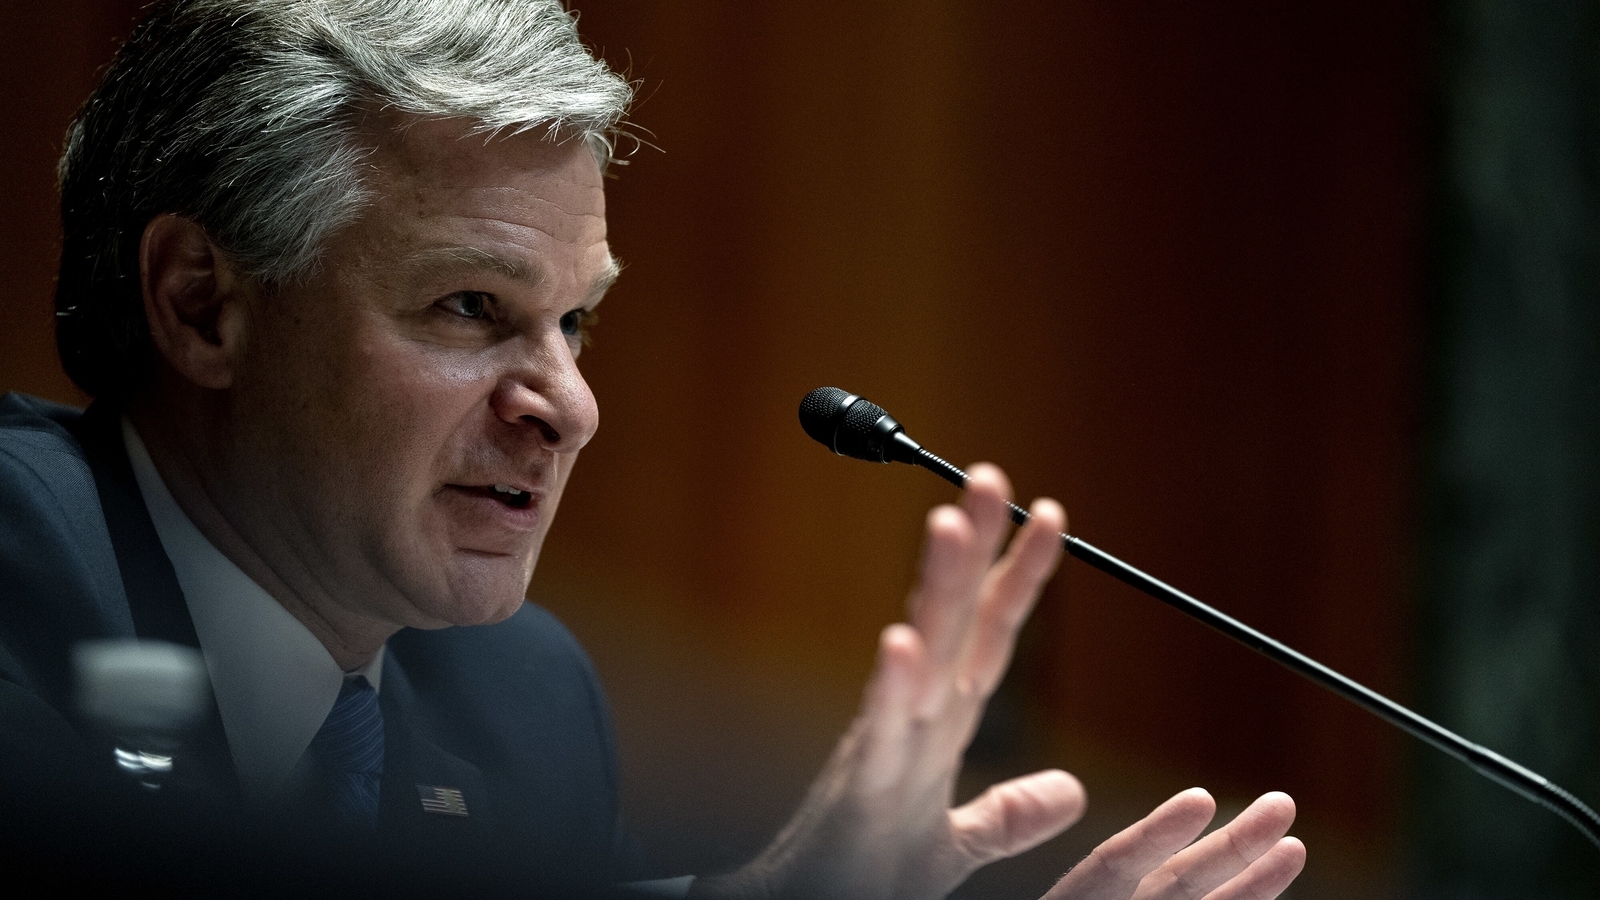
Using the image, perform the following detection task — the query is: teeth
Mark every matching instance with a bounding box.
[491,484,526,496]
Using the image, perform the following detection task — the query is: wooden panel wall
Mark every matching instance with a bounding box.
[0,0,145,405]
[0,3,1425,894]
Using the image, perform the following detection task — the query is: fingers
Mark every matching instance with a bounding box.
[1130,792,1297,900]
[907,464,1065,687]
[1043,788,1217,900]
[845,463,1072,876]
[950,769,1087,866]
[855,623,926,793]
[909,464,1015,669]
[958,462,1017,558]
[962,496,1066,694]
[1200,838,1305,900]
[1046,790,1299,900]
[908,503,985,671]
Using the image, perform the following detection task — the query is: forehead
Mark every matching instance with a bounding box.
[353,114,609,255]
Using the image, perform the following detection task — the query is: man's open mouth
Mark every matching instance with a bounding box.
[474,483,533,509]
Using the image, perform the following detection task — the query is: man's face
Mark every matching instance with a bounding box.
[216,118,612,631]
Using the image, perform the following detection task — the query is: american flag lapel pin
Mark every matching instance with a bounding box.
[416,784,469,817]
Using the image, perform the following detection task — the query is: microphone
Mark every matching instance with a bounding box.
[798,388,925,464]
[799,385,1600,851]
[74,639,211,789]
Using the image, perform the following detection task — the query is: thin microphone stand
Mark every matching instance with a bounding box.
[907,445,1600,851]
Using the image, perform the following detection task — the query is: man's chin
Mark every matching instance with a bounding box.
[404,552,536,628]
[407,591,528,629]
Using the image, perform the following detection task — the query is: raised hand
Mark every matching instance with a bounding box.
[1048,789,1305,900]
[691,464,1304,900]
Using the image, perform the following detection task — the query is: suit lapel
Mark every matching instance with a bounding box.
[68,402,239,799]
[377,655,495,847]
[70,403,203,649]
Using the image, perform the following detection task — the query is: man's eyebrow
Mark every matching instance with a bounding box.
[589,254,622,303]
[402,246,620,303]
[403,246,543,285]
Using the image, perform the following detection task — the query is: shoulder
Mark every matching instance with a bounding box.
[386,607,633,882]
[386,604,623,841]
[385,602,618,772]
[0,393,130,690]
[0,393,102,531]
[0,391,85,433]
[0,393,114,568]
[388,603,598,693]
[386,603,613,751]
[0,392,92,486]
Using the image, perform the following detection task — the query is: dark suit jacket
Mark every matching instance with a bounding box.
[0,391,642,893]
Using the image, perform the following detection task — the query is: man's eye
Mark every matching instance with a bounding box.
[439,291,493,320]
[560,307,599,345]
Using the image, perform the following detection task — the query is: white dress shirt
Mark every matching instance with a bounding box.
[122,419,382,802]
[124,420,693,896]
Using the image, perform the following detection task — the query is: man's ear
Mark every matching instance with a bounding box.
[140,213,251,390]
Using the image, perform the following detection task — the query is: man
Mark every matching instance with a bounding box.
[0,1,1306,896]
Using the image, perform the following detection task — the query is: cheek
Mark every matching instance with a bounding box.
[232,311,485,507]
[301,320,493,452]
[366,353,504,493]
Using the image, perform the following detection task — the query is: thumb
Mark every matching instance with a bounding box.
[950,769,1087,866]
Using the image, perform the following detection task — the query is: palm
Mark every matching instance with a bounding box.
[693,465,1304,900]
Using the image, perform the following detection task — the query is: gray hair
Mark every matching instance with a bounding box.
[55,0,632,400]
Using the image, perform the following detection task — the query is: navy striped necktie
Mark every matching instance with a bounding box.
[307,675,384,827]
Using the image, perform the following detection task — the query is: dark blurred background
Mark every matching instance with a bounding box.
[1,2,1595,897]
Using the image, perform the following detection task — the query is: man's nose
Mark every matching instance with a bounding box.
[488,336,599,452]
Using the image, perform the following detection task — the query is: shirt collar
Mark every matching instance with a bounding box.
[121,417,383,802]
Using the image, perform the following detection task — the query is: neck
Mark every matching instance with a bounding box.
[128,398,399,671]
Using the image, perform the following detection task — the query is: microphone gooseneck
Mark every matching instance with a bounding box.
[797,385,1600,852]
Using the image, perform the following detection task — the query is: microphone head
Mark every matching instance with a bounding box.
[74,639,211,751]
[799,386,853,448]
[798,387,921,463]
